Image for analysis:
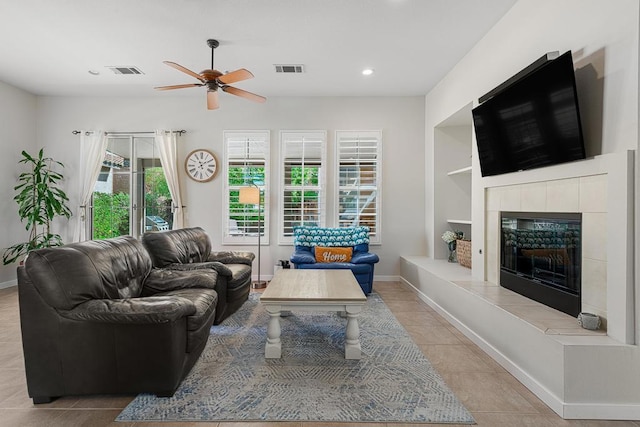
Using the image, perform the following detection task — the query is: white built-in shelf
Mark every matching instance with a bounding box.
[447,166,472,176]
[447,219,472,225]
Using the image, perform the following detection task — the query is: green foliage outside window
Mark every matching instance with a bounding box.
[144,167,172,227]
[289,166,319,203]
[228,166,265,224]
[92,192,130,239]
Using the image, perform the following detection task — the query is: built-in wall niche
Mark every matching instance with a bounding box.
[433,103,473,260]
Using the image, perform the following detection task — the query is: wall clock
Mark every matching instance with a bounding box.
[185,149,218,182]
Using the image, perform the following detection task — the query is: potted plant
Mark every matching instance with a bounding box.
[2,149,72,265]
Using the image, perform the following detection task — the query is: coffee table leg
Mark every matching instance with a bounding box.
[344,305,362,359]
[265,305,282,358]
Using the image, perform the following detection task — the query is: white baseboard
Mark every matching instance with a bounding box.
[373,275,400,282]
[562,403,640,420]
[0,279,17,290]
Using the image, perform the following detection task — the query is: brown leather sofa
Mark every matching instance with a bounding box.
[141,227,254,324]
[18,236,221,404]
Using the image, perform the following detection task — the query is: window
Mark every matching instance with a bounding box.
[91,135,172,239]
[279,131,327,244]
[336,130,382,244]
[223,131,270,245]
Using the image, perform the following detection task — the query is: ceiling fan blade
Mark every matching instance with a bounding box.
[222,86,266,103]
[217,68,254,84]
[207,90,220,110]
[163,61,205,82]
[154,83,203,91]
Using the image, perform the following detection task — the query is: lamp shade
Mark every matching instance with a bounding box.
[239,186,260,205]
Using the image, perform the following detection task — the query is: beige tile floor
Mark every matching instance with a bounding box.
[0,283,638,427]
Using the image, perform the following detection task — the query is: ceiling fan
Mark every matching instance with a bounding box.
[154,39,266,110]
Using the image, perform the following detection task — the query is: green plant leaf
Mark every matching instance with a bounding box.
[2,149,72,265]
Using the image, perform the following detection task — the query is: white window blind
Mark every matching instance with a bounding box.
[279,131,327,244]
[223,131,270,245]
[336,130,382,244]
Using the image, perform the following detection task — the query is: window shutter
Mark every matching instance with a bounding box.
[223,131,270,245]
[279,131,327,244]
[336,130,382,244]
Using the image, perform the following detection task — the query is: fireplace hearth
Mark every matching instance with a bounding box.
[500,212,582,316]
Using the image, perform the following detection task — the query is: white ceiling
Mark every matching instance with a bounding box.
[0,0,517,99]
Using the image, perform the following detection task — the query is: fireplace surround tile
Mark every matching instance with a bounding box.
[579,174,608,212]
[546,178,580,211]
[499,187,521,211]
[581,258,607,314]
[485,175,609,327]
[582,212,607,261]
[520,182,547,211]
[486,187,502,211]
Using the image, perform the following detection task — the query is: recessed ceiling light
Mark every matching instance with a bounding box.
[362,68,374,76]
[88,70,100,76]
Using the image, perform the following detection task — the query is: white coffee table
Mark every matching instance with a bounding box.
[259,269,367,359]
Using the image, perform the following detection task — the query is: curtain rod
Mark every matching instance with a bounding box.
[72,130,187,136]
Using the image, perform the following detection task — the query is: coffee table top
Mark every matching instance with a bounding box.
[260,269,366,303]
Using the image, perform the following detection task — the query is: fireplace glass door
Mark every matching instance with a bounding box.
[500,212,581,316]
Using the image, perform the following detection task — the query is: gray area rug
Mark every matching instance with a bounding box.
[117,292,475,424]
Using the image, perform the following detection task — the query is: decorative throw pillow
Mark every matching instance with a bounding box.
[314,246,353,263]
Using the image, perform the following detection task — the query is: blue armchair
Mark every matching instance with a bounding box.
[290,226,379,294]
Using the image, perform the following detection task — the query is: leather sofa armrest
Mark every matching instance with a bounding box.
[207,251,255,266]
[351,252,380,264]
[291,249,316,265]
[156,262,233,278]
[59,296,196,324]
[143,268,221,296]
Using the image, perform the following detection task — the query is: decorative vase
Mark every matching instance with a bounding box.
[447,241,457,263]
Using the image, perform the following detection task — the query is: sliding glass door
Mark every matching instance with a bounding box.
[90,135,172,239]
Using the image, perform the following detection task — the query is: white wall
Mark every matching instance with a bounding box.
[0,81,37,287]
[33,94,426,279]
[425,0,639,259]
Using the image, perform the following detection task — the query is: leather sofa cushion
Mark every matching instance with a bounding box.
[143,268,220,295]
[59,296,197,324]
[142,227,212,267]
[207,251,255,266]
[25,236,152,310]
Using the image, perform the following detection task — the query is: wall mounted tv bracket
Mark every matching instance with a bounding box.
[478,51,560,104]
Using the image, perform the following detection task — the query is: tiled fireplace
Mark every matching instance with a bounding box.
[485,174,608,327]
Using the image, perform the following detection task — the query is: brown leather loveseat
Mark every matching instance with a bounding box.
[141,227,254,324]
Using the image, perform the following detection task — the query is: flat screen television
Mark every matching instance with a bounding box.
[472,51,586,177]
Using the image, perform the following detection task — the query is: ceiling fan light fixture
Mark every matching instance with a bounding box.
[362,68,374,76]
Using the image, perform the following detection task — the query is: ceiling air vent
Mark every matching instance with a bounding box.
[274,64,305,74]
[107,66,145,75]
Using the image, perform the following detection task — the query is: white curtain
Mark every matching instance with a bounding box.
[155,130,184,229]
[73,130,108,242]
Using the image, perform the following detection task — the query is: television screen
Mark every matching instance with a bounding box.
[472,51,586,177]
